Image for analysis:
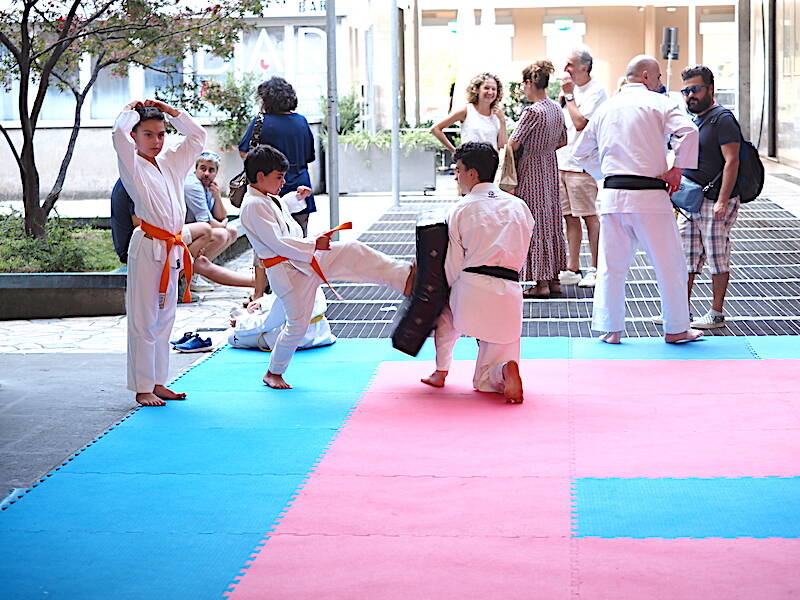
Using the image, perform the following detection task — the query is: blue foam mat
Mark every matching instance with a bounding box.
[573,477,800,538]
[0,472,299,534]
[745,336,799,359]
[0,530,265,600]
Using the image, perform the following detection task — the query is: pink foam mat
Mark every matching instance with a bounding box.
[228,534,573,600]
[576,538,800,599]
[228,358,800,599]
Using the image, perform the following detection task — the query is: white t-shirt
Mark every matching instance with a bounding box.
[556,78,608,172]
[461,103,501,149]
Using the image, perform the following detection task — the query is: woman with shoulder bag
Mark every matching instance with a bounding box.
[237,77,317,302]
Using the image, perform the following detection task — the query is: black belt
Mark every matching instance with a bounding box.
[604,175,668,191]
[463,265,519,282]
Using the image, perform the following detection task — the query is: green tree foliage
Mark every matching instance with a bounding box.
[0,0,264,239]
[197,72,258,150]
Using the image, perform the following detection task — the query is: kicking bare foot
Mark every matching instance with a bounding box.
[403,263,417,296]
[136,392,166,407]
[665,328,704,344]
[599,331,622,344]
[421,370,448,388]
[193,254,212,276]
[263,371,292,389]
[153,385,187,400]
[502,360,524,403]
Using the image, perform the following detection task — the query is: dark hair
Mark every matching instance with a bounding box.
[133,106,165,131]
[256,77,298,114]
[681,64,714,87]
[453,142,499,183]
[245,144,290,184]
[522,60,555,90]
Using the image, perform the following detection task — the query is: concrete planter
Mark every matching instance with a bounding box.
[0,273,127,320]
[338,145,437,194]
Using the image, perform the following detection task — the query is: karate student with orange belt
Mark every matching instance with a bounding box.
[112,100,206,406]
[239,144,415,390]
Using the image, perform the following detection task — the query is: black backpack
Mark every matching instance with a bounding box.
[704,108,765,203]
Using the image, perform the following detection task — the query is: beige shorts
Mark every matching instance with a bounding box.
[559,170,598,217]
[181,224,192,245]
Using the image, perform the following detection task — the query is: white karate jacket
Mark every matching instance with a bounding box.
[444,182,535,344]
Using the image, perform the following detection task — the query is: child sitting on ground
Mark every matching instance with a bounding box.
[238,144,415,389]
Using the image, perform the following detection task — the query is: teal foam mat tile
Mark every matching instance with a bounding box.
[114,391,362,430]
[573,477,800,538]
[56,427,340,475]
[0,472,299,534]
[570,336,756,360]
[745,336,800,359]
[0,530,265,600]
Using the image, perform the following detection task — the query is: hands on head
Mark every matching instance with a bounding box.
[125,99,178,117]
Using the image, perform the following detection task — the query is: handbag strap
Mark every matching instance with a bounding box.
[249,113,264,150]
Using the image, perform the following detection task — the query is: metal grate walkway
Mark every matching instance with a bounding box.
[325,195,800,338]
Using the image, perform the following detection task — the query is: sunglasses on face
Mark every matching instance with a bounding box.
[680,84,708,96]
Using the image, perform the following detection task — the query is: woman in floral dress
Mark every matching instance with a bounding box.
[509,60,568,298]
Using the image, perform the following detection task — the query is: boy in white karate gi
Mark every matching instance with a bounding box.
[112,100,206,406]
[421,142,534,403]
[239,145,415,389]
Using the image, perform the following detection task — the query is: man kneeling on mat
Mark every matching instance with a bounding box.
[422,142,534,403]
[239,144,415,389]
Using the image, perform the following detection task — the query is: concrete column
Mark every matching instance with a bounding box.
[644,6,657,55]
[738,0,751,137]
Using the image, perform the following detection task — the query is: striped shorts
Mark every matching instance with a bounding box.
[677,196,740,274]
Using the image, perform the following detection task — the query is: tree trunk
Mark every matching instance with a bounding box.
[20,142,45,239]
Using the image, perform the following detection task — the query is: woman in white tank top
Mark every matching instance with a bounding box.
[431,72,507,153]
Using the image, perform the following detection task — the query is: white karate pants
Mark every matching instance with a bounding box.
[592,212,690,335]
[267,240,410,375]
[126,232,179,393]
[434,305,520,394]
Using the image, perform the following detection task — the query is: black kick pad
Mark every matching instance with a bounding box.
[391,212,450,356]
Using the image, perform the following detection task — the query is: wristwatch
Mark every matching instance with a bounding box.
[564,93,575,102]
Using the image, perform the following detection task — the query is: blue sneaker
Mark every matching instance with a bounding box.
[170,331,194,346]
[174,335,213,353]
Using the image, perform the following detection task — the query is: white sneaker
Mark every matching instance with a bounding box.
[559,270,582,285]
[578,268,597,288]
[692,311,726,329]
[190,275,214,292]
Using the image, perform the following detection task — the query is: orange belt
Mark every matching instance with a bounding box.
[140,221,193,308]
[261,222,352,300]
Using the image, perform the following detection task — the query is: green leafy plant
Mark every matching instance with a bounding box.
[319,92,362,134]
[197,72,259,150]
[0,211,119,273]
[331,129,439,154]
[503,78,563,122]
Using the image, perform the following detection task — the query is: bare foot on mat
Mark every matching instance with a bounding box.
[136,392,166,407]
[153,385,187,400]
[421,370,448,388]
[665,329,704,344]
[263,371,292,389]
[599,331,621,344]
[502,361,524,404]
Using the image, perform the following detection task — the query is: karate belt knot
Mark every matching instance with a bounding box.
[140,221,193,308]
[260,221,353,300]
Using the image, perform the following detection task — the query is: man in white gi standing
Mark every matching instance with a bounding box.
[573,55,703,345]
[113,100,206,406]
[421,142,534,403]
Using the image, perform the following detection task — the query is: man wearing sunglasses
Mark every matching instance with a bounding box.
[678,65,741,330]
